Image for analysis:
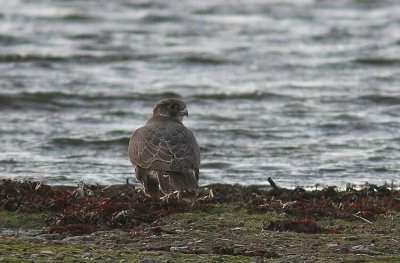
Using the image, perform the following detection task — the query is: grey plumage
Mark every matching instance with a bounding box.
[128,98,200,199]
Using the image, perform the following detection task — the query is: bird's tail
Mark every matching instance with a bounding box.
[157,169,199,195]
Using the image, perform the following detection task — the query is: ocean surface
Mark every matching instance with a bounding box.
[1,0,400,189]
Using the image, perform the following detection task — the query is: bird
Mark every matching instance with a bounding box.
[128,98,200,199]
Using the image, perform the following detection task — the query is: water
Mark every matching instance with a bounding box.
[1,0,400,188]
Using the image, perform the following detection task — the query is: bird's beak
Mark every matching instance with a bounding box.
[179,108,189,117]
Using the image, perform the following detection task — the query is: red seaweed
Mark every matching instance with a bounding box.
[1,179,399,236]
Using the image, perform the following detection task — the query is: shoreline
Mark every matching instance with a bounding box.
[0,179,399,262]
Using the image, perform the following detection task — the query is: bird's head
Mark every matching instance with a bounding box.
[153,98,189,123]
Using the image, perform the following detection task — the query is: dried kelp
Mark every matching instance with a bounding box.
[0,179,71,212]
[1,179,399,236]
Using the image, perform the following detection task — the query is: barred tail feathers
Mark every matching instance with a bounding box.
[157,169,199,195]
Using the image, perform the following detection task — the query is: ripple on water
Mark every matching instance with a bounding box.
[1,0,400,188]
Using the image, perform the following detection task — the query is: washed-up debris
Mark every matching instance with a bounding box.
[350,244,384,255]
[212,245,279,258]
[45,185,194,235]
[0,179,192,235]
[245,178,400,221]
[0,179,71,212]
[1,178,399,236]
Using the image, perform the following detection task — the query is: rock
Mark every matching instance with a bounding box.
[30,253,39,258]
[41,233,63,240]
[251,256,263,263]
[343,236,359,241]
[351,245,384,255]
[326,243,338,248]
[231,227,246,232]
[139,257,162,263]
[170,246,189,253]
[336,247,350,253]
[40,250,55,255]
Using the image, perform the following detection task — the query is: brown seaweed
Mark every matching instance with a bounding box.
[1,178,399,236]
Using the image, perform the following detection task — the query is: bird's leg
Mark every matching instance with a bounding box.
[144,180,160,200]
[160,190,182,203]
[160,192,174,203]
[208,188,214,198]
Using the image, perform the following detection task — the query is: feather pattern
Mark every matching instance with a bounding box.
[128,98,200,199]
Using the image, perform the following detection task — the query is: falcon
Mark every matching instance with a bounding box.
[128,98,200,199]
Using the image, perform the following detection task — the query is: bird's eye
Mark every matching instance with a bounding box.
[170,103,178,110]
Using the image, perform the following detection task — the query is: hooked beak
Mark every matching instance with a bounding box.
[179,108,189,117]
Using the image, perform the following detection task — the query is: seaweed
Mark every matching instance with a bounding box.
[1,178,399,236]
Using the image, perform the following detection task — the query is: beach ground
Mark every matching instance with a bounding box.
[0,180,399,262]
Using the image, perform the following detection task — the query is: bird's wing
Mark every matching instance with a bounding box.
[129,122,200,172]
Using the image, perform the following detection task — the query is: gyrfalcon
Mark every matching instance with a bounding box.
[128,98,200,199]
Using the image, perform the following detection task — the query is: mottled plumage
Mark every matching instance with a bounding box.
[128,98,200,199]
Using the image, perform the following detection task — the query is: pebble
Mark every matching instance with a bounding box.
[326,243,338,248]
[251,256,263,263]
[351,245,383,255]
[40,250,55,255]
[231,227,246,232]
[343,236,359,241]
[170,246,189,253]
[336,247,350,253]
[139,257,162,263]
[63,235,91,242]
[41,233,63,240]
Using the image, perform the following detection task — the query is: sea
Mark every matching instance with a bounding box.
[1,0,400,189]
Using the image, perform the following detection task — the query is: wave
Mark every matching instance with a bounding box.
[0,159,18,164]
[0,91,182,110]
[0,34,30,46]
[353,57,400,66]
[0,52,234,65]
[60,14,100,22]
[0,53,156,64]
[50,137,129,147]
[359,94,400,105]
[193,91,292,101]
[201,161,232,169]
[0,90,296,110]
[181,54,235,65]
[139,13,184,23]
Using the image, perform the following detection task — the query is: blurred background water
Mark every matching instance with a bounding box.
[1,0,400,188]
